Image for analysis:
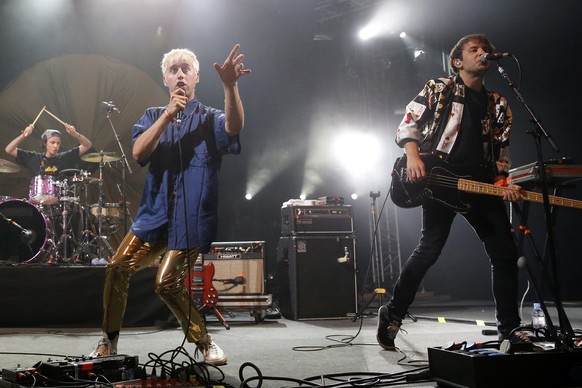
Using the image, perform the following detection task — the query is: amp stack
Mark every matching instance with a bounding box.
[277,196,357,320]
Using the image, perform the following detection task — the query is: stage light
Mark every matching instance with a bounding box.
[358,24,380,41]
[300,193,307,200]
[351,193,358,200]
[245,193,252,200]
[414,49,426,61]
[399,32,406,38]
[332,131,381,177]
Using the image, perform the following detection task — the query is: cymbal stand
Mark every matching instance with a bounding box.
[72,178,97,263]
[92,155,115,260]
[105,102,132,235]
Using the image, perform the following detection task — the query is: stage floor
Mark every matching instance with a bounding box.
[1,297,582,387]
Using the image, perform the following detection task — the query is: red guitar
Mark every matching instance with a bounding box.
[185,261,219,311]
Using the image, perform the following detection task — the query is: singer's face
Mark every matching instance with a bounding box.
[45,137,61,157]
[460,40,490,75]
[164,61,200,99]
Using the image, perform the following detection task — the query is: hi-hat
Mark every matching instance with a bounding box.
[59,168,82,177]
[0,158,20,173]
[81,151,121,163]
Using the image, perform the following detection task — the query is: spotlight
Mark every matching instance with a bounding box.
[414,49,426,61]
[299,194,307,200]
[351,193,358,200]
[399,32,406,38]
[245,193,252,200]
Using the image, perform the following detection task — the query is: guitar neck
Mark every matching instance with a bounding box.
[457,178,582,210]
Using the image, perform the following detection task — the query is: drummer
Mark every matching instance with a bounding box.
[4,123,94,177]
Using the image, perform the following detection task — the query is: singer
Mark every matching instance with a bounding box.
[378,33,525,350]
[89,44,251,366]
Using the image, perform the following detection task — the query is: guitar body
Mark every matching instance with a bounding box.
[186,261,219,311]
[390,154,473,213]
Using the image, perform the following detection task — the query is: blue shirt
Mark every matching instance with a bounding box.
[129,99,241,252]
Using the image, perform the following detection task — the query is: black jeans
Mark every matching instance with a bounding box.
[388,195,521,338]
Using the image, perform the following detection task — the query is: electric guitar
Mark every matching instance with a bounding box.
[185,261,219,311]
[390,154,582,213]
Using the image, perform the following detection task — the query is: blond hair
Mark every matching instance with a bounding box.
[160,48,200,75]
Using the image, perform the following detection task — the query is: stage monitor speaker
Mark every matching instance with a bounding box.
[277,235,357,320]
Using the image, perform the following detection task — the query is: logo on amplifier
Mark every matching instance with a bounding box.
[217,253,242,260]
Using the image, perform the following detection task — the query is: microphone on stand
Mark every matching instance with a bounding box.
[337,247,352,263]
[0,213,34,243]
[101,101,120,113]
[479,52,512,63]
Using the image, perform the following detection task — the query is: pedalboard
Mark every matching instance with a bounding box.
[1,355,138,387]
[428,346,582,387]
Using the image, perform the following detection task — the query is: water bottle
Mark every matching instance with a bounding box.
[531,303,547,329]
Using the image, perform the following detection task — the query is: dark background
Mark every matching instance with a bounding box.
[0,0,580,303]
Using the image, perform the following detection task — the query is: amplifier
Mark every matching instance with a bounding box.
[280,205,354,235]
[204,241,266,295]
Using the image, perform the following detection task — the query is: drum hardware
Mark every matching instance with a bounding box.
[71,179,98,264]
[79,151,117,261]
[54,179,82,263]
[0,158,20,173]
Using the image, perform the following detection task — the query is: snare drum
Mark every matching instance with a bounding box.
[29,175,61,205]
[0,198,55,263]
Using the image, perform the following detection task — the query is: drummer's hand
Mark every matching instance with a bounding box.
[21,124,34,138]
[64,123,77,136]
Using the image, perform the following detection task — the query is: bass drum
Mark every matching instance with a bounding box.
[0,198,55,264]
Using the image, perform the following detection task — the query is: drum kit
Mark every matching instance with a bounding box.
[0,151,126,265]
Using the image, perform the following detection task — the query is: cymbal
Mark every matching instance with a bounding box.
[59,168,82,177]
[81,151,121,163]
[0,158,20,173]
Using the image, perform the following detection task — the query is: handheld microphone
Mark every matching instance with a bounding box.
[479,52,512,63]
[175,110,183,124]
[101,101,120,113]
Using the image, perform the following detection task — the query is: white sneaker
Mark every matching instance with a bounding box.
[89,337,118,357]
[197,334,227,366]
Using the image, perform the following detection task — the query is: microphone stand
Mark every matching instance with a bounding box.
[494,61,574,350]
[105,103,132,235]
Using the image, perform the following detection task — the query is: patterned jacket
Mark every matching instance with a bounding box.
[395,75,513,176]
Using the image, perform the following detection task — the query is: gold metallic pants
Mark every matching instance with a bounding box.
[101,231,206,343]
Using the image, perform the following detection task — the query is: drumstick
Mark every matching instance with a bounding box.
[31,106,46,126]
[43,108,67,126]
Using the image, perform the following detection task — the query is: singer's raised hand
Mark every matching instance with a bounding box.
[214,44,251,86]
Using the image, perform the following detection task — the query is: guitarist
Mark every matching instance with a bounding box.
[377,34,524,350]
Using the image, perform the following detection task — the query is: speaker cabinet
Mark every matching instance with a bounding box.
[277,235,357,320]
